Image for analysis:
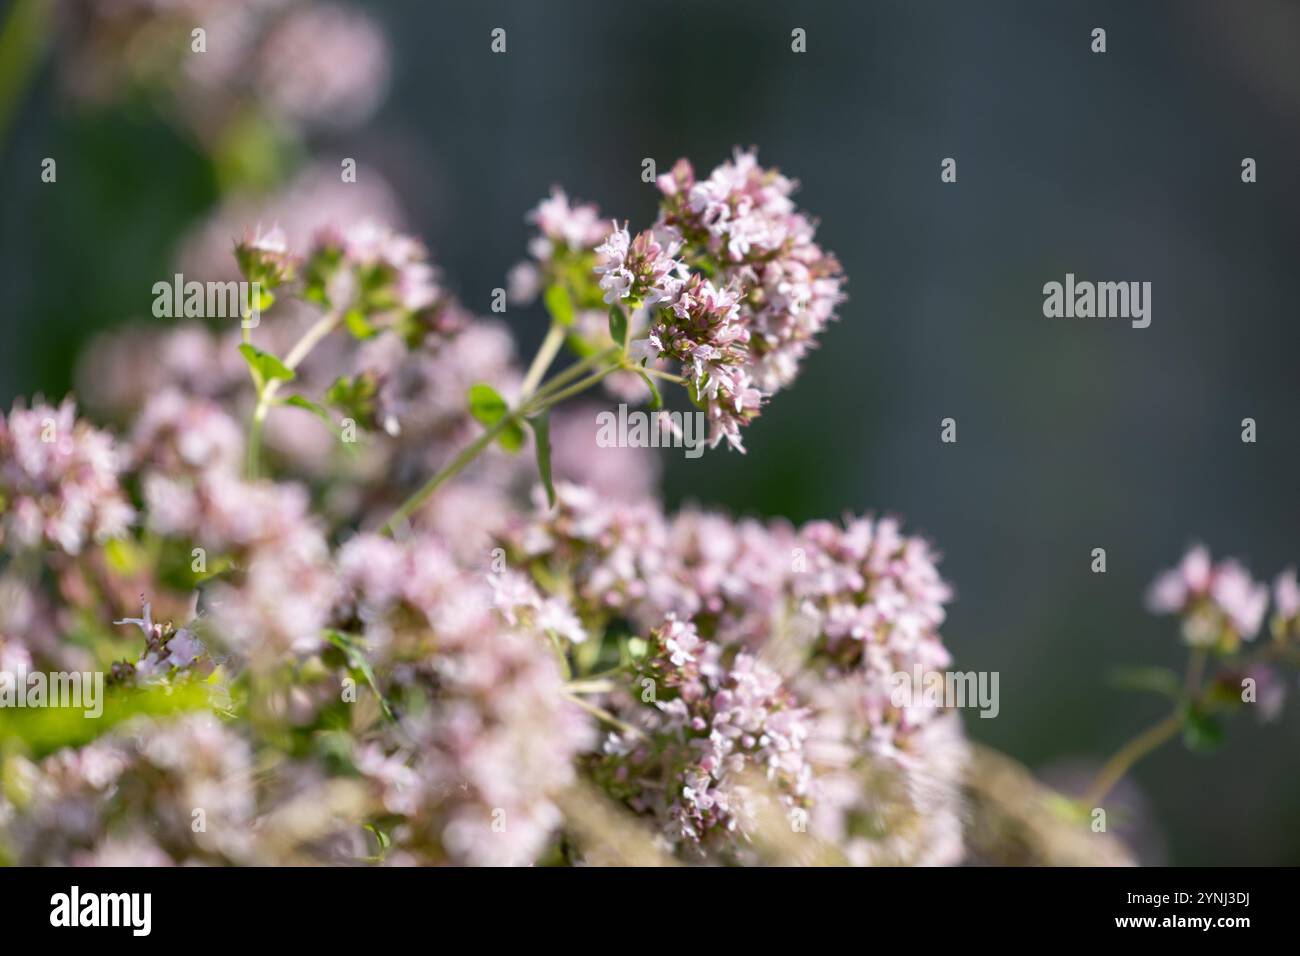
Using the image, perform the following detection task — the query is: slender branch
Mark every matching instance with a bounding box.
[380,417,511,535]
[520,323,567,399]
[530,345,621,400]
[282,311,342,371]
[246,309,340,479]
[1080,712,1182,808]
[636,366,687,385]
[562,693,645,739]
[378,362,618,532]
[563,679,617,695]
[1184,647,1207,697]
[1082,641,1217,809]
[534,367,617,408]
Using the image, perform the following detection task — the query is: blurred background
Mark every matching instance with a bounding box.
[1,0,1297,863]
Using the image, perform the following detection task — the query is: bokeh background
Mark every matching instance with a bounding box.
[1,0,1297,864]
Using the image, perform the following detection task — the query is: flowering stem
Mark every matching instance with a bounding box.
[532,367,616,407]
[379,360,619,534]
[1184,648,1207,697]
[563,678,617,695]
[562,693,645,740]
[380,417,511,535]
[519,323,567,400]
[636,367,687,385]
[1080,712,1182,809]
[530,345,621,400]
[246,310,340,479]
[1082,647,1208,807]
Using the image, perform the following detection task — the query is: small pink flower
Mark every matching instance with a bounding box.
[1147,545,1269,647]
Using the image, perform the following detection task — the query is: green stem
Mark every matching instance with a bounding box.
[380,417,510,535]
[1082,647,1208,808]
[563,679,617,695]
[247,403,269,480]
[1184,648,1207,697]
[636,366,687,385]
[530,345,620,400]
[246,309,341,479]
[379,364,618,534]
[562,693,644,739]
[520,323,566,399]
[1080,713,1183,808]
[534,367,616,407]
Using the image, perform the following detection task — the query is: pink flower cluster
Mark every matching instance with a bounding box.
[512,150,845,451]
[333,532,595,865]
[1146,545,1272,649]
[60,1,389,141]
[656,150,847,394]
[143,460,334,662]
[507,188,611,305]
[6,715,256,866]
[0,156,975,868]
[505,483,963,859]
[791,516,955,751]
[607,615,814,852]
[1273,568,1300,642]
[0,398,133,555]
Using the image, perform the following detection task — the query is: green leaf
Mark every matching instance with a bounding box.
[325,630,395,722]
[527,411,555,508]
[281,395,335,428]
[1182,707,1225,752]
[343,308,377,340]
[238,343,294,390]
[467,383,525,453]
[1110,666,1181,700]
[688,256,716,277]
[363,823,391,858]
[468,383,509,423]
[102,537,145,576]
[636,371,663,411]
[0,681,212,758]
[325,374,377,424]
[566,332,597,359]
[497,423,526,453]
[608,305,628,349]
[543,284,575,327]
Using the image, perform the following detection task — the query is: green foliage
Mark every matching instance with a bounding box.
[467,383,525,453]
[325,373,377,424]
[1182,703,1225,753]
[608,305,628,350]
[543,284,575,328]
[281,394,335,428]
[1110,666,1181,700]
[238,343,294,391]
[324,631,394,722]
[637,370,663,411]
[0,681,214,759]
[527,411,555,507]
